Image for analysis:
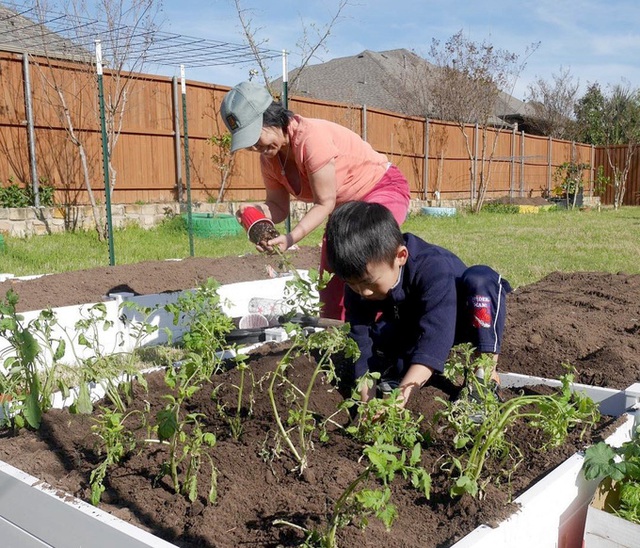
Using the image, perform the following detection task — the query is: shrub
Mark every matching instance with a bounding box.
[0,178,55,208]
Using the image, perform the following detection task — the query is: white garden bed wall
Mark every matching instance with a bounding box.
[0,274,295,370]
[0,386,637,548]
[452,380,640,548]
[0,461,177,548]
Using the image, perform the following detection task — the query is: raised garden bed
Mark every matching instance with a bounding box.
[0,254,638,547]
[0,345,636,547]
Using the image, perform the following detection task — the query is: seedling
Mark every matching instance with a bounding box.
[275,435,431,547]
[164,278,234,371]
[90,405,147,506]
[0,290,159,428]
[64,301,155,414]
[275,249,331,320]
[213,350,255,441]
[437,353,600,498]
[155,352,220,503]
[0,290,52,429]
[268,321,358,472]
[343,376,428,450]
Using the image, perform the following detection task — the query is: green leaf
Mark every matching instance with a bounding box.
[13,414,25,429]
[22,390,42,429]
[53,340,66,361]
[17,330,40,365]
[156,408,178,441]
[583,442,618,480]
[76,382,94,415]
[451,475,478,497]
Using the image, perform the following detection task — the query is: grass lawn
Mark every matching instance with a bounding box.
[1,206,639,289]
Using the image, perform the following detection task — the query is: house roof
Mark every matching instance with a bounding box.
[278,48,533,124]
[0,5,91,62]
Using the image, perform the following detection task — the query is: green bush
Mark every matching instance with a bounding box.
[0,178,55,208]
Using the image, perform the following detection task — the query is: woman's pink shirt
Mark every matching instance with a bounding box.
[260,115,389,203]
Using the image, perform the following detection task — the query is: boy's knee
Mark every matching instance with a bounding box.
[460,265,498,293]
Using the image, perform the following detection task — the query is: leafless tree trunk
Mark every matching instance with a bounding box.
[16,0,161,237]
[607,143,636,210]
[425,31,538,211]
[232,0,351,91]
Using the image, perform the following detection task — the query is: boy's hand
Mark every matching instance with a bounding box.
[398,363,435,404]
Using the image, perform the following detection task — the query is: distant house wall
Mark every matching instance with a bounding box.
[0,51,636,209]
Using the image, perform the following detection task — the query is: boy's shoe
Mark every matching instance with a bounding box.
[377,379,400,397]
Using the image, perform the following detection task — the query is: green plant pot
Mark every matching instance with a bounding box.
[182,213,243,239]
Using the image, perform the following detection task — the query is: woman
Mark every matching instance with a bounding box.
[221,81,411,320]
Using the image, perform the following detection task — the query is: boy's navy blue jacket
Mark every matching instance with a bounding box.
[345,233,467,380]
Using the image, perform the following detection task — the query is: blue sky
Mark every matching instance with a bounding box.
[158,0,640,101]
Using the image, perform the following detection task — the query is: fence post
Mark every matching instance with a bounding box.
[547,136,553,196]
[423,118,429,200]
[510,125,516,199]
[172,76,183,204]
[22,54,39,207]
[362,104,367,141]
[590,144,595,197]
[520,130,525,197]
[472,123,478,207]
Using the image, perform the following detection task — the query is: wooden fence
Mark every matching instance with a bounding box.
[1,50,638,207]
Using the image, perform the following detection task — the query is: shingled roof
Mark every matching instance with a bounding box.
[278,48,532,125]
[0,5,90,62]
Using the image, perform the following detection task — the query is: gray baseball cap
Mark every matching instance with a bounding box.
[220,81,274,152]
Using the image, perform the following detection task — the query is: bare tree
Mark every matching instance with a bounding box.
[600,85,640,209]
[575,82,640,208]
[526,67,580,139]
[232,0,351,93]
[425,30,538,211]
[17,0,162,238]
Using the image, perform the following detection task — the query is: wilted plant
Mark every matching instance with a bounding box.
[64,301,157,414]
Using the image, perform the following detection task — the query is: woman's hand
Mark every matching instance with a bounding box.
[259,233,294,254]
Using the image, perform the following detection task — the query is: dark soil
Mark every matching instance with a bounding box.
[248,220,281,246]
[0,351,623,548]
[0,246,320,313]
[0,248,639,547]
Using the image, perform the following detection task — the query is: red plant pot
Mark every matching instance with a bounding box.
[239,207,276,243]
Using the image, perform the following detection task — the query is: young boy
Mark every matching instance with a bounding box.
[325,201,511,407]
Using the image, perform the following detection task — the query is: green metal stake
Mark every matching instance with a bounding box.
[282,50,291,234]
[95,40,115,266]
[180,65,195,257]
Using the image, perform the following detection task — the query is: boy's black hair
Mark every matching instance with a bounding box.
[325,201,404,280]
[262,102,294,131]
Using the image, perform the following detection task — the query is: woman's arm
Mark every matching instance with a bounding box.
[262,186,291,224]
[268,160,337,251]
